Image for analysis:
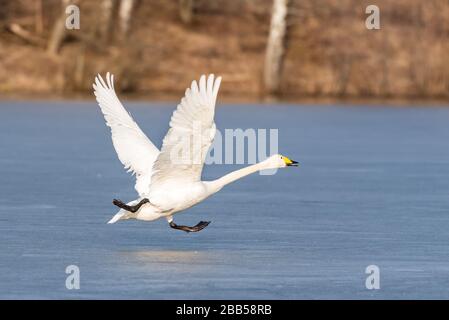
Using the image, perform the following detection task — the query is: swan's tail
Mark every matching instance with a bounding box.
[107,209,137,223]
[107,199,139,224]
[107,210,126,224]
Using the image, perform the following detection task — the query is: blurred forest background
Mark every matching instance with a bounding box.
[0,0,448,101]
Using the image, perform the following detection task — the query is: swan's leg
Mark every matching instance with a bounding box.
[167,217,211,233]
[113,198,149,213]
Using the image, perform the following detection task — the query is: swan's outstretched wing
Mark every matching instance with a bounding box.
[149,74,222,190]
[93,73,159,196]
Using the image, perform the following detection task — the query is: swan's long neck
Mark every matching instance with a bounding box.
[206,161,267,193]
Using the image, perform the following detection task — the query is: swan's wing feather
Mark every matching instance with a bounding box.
[93,73,159,196]
[149,74,222,189]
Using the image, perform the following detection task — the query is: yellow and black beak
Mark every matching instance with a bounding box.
[283,156,299,167]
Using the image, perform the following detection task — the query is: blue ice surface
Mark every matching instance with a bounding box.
[0,101,449,299]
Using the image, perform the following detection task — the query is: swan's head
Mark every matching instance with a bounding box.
[263,154,299,169]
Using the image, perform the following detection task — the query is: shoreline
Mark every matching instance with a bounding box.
[0,92,448,107]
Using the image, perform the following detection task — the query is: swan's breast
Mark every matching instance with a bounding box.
[150,182,208,213]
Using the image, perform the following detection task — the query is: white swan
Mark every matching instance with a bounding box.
[93,73,298,232]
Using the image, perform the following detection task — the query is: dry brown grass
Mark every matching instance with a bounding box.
[0,0,448,100]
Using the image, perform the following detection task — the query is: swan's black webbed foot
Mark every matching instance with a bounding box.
[169,221,211,233]
[113,198,149,213]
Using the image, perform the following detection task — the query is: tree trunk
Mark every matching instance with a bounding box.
[100,0,117,42]
[74,46,86,89]
[47,0,71,55]
[179,0,194,24]
[8,23,46,47]
[264,0,289,95]
[35,0,44,35]
[118,0,134,40]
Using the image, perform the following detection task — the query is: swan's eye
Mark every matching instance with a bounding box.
[281,156,283,159]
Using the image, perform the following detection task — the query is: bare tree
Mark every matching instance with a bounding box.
[7,23,46,47]
[119,0,134,40]
[264,0,289,95]
[179,0,194,24]
[47,0,71,55]
[99,0,117,42]
[35,0,44,35]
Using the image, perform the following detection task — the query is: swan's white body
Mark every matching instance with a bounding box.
[94,73,296,226]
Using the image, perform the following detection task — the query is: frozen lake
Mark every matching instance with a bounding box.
[1,101,449,299]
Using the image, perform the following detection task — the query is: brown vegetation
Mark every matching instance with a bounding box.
[0,0,448,101]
